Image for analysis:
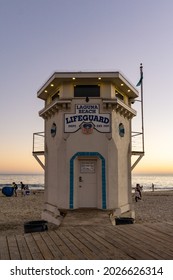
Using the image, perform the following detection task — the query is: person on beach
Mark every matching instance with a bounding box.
[12,182,18,197]
[25,185,30,195]
[20,182,25,196]
[135,184,142,202]
[152,183,155,192]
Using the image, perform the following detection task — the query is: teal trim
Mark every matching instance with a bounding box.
[69,152,106,209]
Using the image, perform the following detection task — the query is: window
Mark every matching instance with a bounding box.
[51,123,56,137]
[119,123,125,137]
[52,91,60,101]
[74,85,100,97]
[115,91,124,101]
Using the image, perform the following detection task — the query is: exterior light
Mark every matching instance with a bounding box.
[44,90,48,93]
[121,83,124,86]
[127,89,131,92]
[72,77,76,80]
[50,84,54,87]
[98,77,101,80]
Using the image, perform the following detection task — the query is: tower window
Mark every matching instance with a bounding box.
[74,85,100,97]
[119,123,125,137]
[115,91,124,101]
[52,91,60,101]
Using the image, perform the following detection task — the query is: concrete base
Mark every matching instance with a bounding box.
[109,206,135,226]
[41,210,63,226]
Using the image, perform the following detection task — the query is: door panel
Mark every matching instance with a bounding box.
[78,160,97,207]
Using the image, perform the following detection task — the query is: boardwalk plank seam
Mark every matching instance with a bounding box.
[59,228,88,259]
[66,227,100,259]
[82,226,133,260]
[69,227,107,259]
[40,231,64,259]
[16,235,32,260]
[0,236,10,260]
[32,232,54,260]
[110,225,172,259]
[24,233,44,260]
[80,227,114,259]
[92,226,152,259]
[133,224,173,254]
[7,235,21,260]
[52,230,77,259]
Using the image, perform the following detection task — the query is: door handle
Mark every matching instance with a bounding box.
[79,185,82,188]
[79,176,83,182]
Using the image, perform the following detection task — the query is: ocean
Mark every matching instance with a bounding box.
[0,173,173,192]
[132,174,173,191]
[0,174,44,190]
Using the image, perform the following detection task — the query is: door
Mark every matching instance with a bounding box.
[78,160,97,207]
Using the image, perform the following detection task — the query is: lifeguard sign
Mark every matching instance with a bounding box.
[64,104,111,133]
[34,71,139,226]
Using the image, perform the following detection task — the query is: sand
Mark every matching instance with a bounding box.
[134,191,173,223]
[0,190,173,236]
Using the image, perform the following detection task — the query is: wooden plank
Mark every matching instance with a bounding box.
[66,227,103,259]
[49,230,77,259]
[129,224,173,258]
[145,223,173,238]
[112,224,172,259]
[32,232,54,260]
[55,229,83,259]
[94,226,155,259]
[82,226,133,260]
[16,235,32,260]
[40,231,64,259]
[76,227,112,259]
[7,235,21,260]
[2,222,173,260]
[133,223,173,250]
[58,228,87,259]
[0,236,10,260]
[24,233,44,260]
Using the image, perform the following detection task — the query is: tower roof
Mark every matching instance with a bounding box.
[37,71,139,100]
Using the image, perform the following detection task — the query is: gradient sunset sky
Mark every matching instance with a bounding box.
[0,0,173,175]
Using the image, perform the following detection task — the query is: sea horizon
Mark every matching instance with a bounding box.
[1,173,173,192]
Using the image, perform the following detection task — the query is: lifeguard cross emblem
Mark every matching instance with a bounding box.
[81,122,94,134]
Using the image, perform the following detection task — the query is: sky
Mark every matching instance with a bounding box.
[0,0,173,175]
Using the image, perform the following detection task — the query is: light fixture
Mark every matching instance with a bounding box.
[127,89,131,92]
[44,90,48,93]
[121,83,124,86]
[98,77,101,80]
[72,77,76,80]
[50,84,54,87]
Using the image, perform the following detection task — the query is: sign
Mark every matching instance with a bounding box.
[64,104,111,133]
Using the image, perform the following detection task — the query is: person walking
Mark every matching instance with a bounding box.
[135,184,142,202]
[12,182,18,197]
[20,181,25,196]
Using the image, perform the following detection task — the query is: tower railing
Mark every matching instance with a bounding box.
[32,132,45,169]
[33,132,45,153]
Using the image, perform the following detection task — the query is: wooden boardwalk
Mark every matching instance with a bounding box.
[0,222,173,260]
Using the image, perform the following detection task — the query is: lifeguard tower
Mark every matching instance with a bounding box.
[33,71,144,225]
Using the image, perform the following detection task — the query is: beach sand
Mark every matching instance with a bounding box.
[0,190,173,236]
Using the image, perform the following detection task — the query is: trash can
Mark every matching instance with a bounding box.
[24,220,48,233]
[115,217,134,225]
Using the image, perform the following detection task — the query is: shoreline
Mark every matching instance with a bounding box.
[0,190,173,236]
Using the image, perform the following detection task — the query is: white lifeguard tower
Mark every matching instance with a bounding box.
[33,71,144,225]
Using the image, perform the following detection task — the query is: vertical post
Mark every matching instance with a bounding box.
[140,63,145,154]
